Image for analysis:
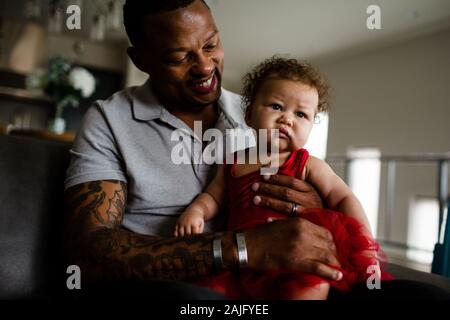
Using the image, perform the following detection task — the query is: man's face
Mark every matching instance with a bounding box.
[130,0,224,111]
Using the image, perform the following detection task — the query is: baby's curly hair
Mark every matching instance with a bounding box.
[242,56,331,113]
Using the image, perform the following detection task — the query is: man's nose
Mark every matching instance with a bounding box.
[190,53,214,77]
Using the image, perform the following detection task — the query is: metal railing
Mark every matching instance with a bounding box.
[326,152,450,250]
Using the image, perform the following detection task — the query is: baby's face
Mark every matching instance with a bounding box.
[245,77,319,152]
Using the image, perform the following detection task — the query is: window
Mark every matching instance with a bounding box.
[407,196,439,264]
[304,113,329,160]
[347,147,381,236]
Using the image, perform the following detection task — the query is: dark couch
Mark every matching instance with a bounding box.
[0,134,223,300]
[0,134,68,299]
[1,133,450,300]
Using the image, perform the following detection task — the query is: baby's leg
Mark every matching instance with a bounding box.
[288,282,330,300]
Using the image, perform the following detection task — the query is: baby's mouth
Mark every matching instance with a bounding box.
[277,128,290,139]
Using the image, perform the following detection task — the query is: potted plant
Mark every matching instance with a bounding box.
[27,56,96,134]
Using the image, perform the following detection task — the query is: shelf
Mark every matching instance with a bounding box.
[4,127,75,143]
[0,86,54,106]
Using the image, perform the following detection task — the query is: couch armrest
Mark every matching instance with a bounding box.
[386,262,450,293]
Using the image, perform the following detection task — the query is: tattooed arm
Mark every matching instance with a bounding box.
[64,180,343,282]
[64,180,238,281]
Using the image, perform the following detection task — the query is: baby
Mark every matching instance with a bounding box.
[174,56,389,299]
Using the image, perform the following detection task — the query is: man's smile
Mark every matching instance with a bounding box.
[188,73,218,94]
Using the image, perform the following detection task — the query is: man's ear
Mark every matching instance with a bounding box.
[244,106,252,125]
[127,46,147,73]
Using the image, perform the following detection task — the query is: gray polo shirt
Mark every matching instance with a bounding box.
[64,80,247,237]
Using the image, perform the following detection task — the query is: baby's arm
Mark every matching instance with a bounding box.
[305,156,372,236]
[174,165,226,237]
[305,157,382,273]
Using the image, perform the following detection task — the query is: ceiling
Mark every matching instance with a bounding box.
[205,0,450,90]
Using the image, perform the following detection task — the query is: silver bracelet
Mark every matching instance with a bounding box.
[212,232,223,271]
[235,232,248,268]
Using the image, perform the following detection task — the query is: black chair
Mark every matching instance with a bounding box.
[0,134,71,299]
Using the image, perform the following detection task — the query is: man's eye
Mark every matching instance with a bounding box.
[167,56,188,65]
[271,104,282,110]
[204,43,217,51]
[296,111,306,118]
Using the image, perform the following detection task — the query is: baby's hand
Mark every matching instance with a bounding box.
[174,211,205,237]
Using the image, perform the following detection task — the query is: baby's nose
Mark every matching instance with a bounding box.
[280,115,293,126]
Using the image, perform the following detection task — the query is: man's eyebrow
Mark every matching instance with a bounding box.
[162,30,219,56]
[204,30,219,43]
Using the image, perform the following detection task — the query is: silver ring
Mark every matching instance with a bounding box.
[290,202,299,216]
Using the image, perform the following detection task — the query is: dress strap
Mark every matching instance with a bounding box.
[223,152,237,179]
[293,148,309,179]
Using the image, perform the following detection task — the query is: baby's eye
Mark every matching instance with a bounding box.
[271,104,282,110]
[296,111,306,118]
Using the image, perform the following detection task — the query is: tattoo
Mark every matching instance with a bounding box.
[64,180,214,282]
[88,229,214,280]
[105,190,126,228]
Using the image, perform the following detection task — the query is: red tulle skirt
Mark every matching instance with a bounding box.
[195,208,393,299]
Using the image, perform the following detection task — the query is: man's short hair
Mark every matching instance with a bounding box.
[123,0,209,47]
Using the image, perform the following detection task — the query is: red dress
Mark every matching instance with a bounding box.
[196,148,392,299]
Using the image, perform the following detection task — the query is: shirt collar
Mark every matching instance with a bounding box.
[131,79,163,121]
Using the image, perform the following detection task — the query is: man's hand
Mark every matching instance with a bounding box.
[252,174,323,215]
[174,211,205,237]
[244,218,343,281]
[247,174,342,280]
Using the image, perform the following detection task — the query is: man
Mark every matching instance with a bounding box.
[63,0,344,296]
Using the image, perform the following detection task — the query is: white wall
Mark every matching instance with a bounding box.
[317,28,450,245]
[125,58,149,88]
[319,28,450,155]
